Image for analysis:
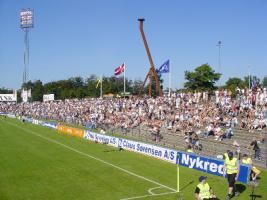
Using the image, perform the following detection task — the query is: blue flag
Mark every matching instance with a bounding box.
[158,60,170,73]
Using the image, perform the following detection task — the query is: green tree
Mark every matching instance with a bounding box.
[22,81,34,90]
[184,64,221,91]
[86,75,99,97]
[21,80,44,102]
[225,77,245,97]
[15,74,137,100]
[31,80,44,101]
[262,76,267,87]
[132,79,143,95]
[43,81,61,99]
[0,88,13,93]
[156,69,164,90]
[225,77,245,88]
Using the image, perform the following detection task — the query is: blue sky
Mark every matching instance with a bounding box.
[0,0,267,90]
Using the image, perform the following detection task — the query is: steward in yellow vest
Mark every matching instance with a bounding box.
[242,154,261,181]
[187,145,194,153]
[223,150,231,160]
[194,176,216,200]
[223,151,239,200]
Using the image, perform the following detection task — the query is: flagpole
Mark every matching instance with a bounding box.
[177,164,180,192]
[168,60,171,97]
[123,62,126,95]
[100,75,103,98]
[176,152,180,193]
[248,65,251,90]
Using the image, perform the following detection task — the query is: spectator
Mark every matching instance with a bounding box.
[250,139,261,160]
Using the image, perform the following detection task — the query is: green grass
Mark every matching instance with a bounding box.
[0,117,266,200]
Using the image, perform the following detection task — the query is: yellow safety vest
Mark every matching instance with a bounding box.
[225,157,238,174]
[242,158,261,174]
[224,153,229,160]
[187,149,194,153]
[197,182,211,199]
[242,158,252,165]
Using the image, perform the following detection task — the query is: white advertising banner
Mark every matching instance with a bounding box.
[83,130,177,163]
[43,94,54,102]
[21,89,31,102]
[0,94,17,102]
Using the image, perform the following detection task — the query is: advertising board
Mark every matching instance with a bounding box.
[0,94,17,102]
[43,94,54,102]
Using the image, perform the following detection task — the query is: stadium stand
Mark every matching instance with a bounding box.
[0,88,266,167]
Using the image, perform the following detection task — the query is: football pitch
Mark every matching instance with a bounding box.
[0,118,266,200]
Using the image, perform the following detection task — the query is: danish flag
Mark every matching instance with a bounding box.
[114,63,125,76]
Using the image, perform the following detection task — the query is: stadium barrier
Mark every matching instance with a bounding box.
[83,130,250,183]
[7,114,16,118]
[84,130,177,163]
[2,114,250,183]
[41,121,57,129]
[177,151,250,183]
[23,117,33,123]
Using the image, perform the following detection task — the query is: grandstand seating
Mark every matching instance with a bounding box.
[106,125,267,168]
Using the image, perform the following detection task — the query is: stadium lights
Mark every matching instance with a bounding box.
[20,8,34,29]
[20,8,34,102]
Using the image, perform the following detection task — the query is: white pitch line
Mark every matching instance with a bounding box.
[7,121,176,193]
[147,186,161,195]
[120,191,177,200]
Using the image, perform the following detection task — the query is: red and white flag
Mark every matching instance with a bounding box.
[114,63,125,76]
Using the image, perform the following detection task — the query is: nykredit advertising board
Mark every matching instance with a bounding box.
[177,152,250,183]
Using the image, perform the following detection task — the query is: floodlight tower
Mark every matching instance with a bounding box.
[217,41,222,86]
[20,8,34,85]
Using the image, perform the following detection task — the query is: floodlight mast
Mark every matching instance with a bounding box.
[20,8,34,86]
[216,41,222,86]
[138,18,163,97]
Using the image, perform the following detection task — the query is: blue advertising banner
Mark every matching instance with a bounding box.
[177,152,250,183]
[23,117,33,123]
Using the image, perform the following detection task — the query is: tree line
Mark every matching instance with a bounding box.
[1,64,266,101]
[20,75,146,101]
[183,64,267,97]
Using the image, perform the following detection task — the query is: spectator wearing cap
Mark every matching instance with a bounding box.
[194,176,216,200]
[223,151,240,200]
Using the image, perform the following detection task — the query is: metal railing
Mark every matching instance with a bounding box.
[100,124,267,168]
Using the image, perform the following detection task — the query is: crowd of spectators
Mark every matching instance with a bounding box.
[1,88,266,157]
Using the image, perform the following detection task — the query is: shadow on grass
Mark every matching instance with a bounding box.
[249,194,262,200]
[103,149,121,153]
[180,180,194,191]
[236,183,246,193]
[249,184,262,200]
